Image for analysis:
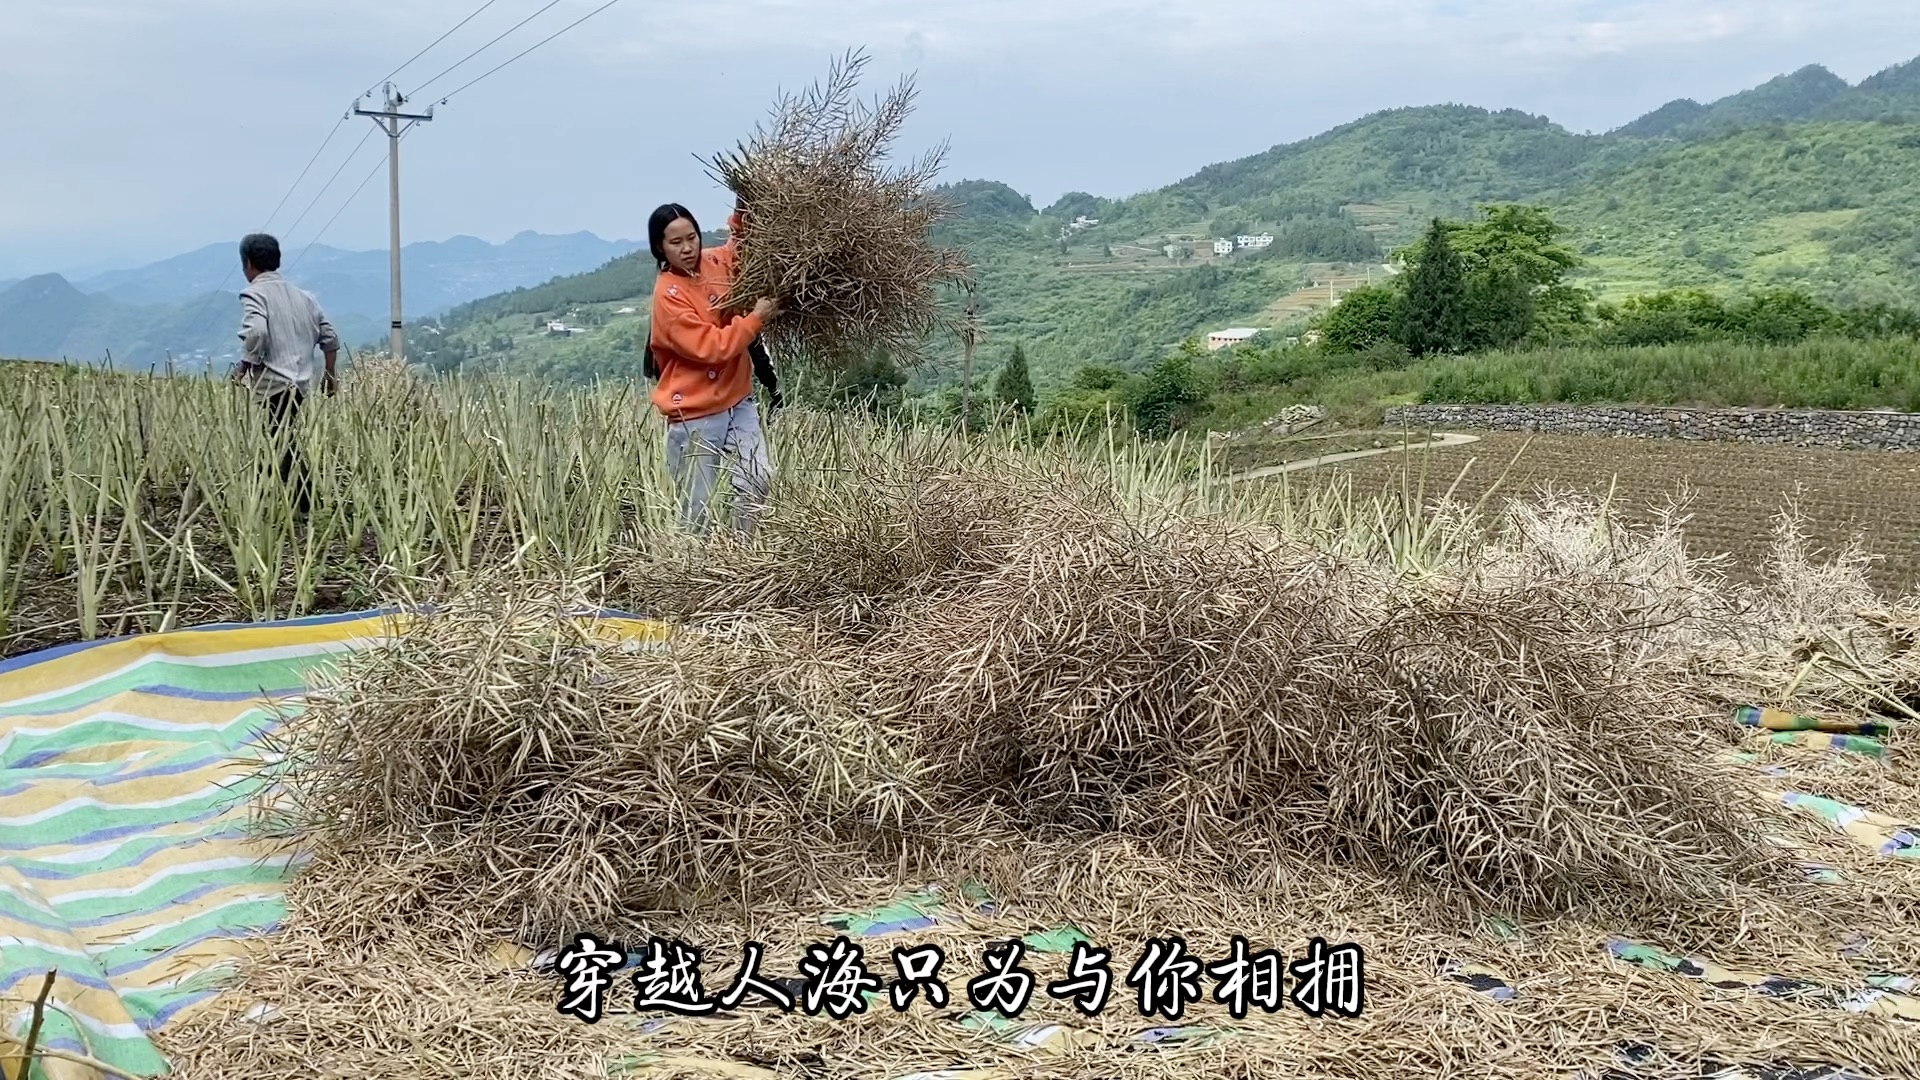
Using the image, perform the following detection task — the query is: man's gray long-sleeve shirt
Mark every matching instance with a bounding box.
[238,270,339,394]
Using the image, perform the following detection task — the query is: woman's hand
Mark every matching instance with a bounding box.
[752,296,780,322]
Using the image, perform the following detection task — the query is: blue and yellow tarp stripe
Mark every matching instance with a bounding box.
[0,608,670,1080]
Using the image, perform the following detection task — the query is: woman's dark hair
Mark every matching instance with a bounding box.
[648,203,700,272]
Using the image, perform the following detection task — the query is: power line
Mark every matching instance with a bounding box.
[292,128,417,272]
[433,0,628,105]
[351,91,436,364]
[225,0,506,267]
[182,113,351,342]
[169,1,557,366]
[406,0,567,100]
[275,0,501,252]
[260,114,349,233]
[182,126,371,338]
[378,0,631,360]
[180,130,391,372]
[279,126,378,245]
[362,0,507,97]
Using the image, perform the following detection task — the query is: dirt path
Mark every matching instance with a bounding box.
[1227,432,1482,483]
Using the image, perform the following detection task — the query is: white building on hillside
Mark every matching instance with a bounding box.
[1235,233,1274,250]
[1206,328,1262,351]
[1212,238,1235,256]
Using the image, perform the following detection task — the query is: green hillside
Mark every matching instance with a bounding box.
[1616,59,1920,136]
[404,53,1920,393]
[1558,121,1920,305]
[1617,65,1850,140]
[1840,56,1920,119]
[1101,105,1613,242]
[415,191,1321,393]
[0,274,388,372]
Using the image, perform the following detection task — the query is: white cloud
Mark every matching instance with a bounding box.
[1494,2,1793,58]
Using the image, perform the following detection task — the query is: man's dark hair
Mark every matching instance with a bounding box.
[647,203,699,271]
[240,233,282,273]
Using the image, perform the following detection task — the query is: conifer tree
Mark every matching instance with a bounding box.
[994,343,1036,413]
[1399,218,1468,356]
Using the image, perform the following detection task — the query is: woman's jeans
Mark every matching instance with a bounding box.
[665,395,771,536]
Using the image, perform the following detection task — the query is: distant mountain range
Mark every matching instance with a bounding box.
[0,231,641,368]
[425,53,1920,386]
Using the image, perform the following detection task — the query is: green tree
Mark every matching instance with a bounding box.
[1398,219,1469,356]
[1044,191,1104,221]
[937,179,1037,219]
[1464,265,1535,350]
[804,353,911,417]
[1529,283,1597,344]
[994,343,1036,413]
[1601,288,1733,345]
[1127,341,1209,438]
[1037,381,1135,439]
[1392,204,1584,349]
[1267,217,1381,261]
[1840,302,1920,339]
[1448,204,1582,290]
[1733,288,1837,343]
[1315,284,1402,353]
[1070,364,1128,391]
[930,374,995,433]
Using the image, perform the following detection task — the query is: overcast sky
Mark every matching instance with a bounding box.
[4,0,1919,279]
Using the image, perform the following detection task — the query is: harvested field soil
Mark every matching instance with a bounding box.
[1292,431,1920,596]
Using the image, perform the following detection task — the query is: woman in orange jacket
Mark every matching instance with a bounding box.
[644,201,780,535]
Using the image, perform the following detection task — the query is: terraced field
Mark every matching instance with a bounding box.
[1287,431,1920,594]
[1256,261,1395,326]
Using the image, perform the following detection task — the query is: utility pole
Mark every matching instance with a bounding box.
[961,294,980,432]
[353,83,433,362]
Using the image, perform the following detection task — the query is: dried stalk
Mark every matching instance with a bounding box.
[705,49,973,372]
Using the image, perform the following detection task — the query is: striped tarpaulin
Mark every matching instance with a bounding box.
[0,608,671,1080]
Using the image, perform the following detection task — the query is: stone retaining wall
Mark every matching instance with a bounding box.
[1379,404,1920,452]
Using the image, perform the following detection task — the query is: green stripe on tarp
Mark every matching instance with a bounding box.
[20,860,289,927]
[0,709,280,767]
[4,1009,173,1079]
[1765,731,1888,758]
[0,652,348,718]
[0,776,270,851]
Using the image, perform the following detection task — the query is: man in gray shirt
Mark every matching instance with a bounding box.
[234,233,339,515]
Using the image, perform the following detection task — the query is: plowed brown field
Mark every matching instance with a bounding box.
[1286,431,1920,595]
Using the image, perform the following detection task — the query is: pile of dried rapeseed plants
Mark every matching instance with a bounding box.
[181,441,1920,1080]
[707,49,972,372]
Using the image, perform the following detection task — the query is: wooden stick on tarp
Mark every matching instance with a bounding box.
[8,970,55,1080]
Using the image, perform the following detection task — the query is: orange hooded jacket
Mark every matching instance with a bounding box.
[648,211,765,421]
